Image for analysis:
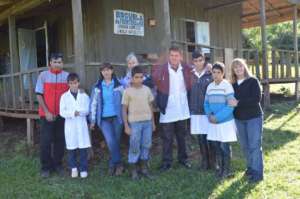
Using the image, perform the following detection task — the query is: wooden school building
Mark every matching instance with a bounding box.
[0,0,299,144]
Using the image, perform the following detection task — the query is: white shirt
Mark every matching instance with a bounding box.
[237,79,245,85]
[60,90,91,150]
[159,63,190,123]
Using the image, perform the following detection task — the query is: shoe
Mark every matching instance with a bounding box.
[140,160,154,180]
[159,163,171,172]
[129,163,140,180]
[80,171,88,178]
[71,168,78,178]
[40,170,50,178]
[115,164,124,176]
[179,161,192,169]
[244,168,252,178]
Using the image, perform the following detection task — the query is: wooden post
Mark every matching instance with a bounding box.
[154,0,172,53]
[8,16,19,108]
[293,5,300,100]
[26,118,34,146]
[72,0,86,87]
[260,0,270,108]
[224,48,234,80]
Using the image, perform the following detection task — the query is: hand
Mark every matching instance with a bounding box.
[209,115,217,124]
[124,125,131,135]
[45,111,54,122]
[228,99,238,107]
[152,122,156,132]
[74,111,80,117]
[90,124,95,130]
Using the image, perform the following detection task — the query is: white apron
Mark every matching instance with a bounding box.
[59,90,91,150]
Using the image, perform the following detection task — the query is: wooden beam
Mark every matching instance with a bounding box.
[205,0,244,10]
[265,0,281,16]
[0,0,12,6]
[26,118,35,146]
[154,0,171,52]
[293,5,300,100]
[72,0,86,87]
[260,0,271,108]
[0,0,48,24]
[242,5,294,18]
[8,15,18,108]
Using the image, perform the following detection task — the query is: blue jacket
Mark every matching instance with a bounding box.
[89,77,123,127]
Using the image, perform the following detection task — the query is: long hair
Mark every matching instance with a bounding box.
[99,63,117,81]
[230,58,252,83]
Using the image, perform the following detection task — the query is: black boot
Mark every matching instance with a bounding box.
[222,155,234,179]
[198,135,209,171]
[129,163,139,181]
[140,160,154,179]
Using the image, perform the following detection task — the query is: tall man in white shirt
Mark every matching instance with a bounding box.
[152,46,192,171]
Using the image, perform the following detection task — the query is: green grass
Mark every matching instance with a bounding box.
[1,102,300,199]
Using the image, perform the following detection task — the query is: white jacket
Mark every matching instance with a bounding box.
[59,90,91,150]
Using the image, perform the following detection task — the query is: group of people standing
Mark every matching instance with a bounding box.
[35,46,264,183]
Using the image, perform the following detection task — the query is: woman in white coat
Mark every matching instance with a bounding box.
[60,73,91,178]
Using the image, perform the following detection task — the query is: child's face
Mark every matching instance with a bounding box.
[212,68,224,83]
[68,79,80,92]
[50,58,63,69]
[193,56,205,71]
[101,68,113,80]
[131,73,143,86]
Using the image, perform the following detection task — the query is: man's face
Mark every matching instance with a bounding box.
[68,79,80,92]
[169,50,182,67]
[50,58,63,69]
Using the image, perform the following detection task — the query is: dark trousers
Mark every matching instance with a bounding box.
[160,120,188,164]
[40,116,65,171]
[68,148,88,172]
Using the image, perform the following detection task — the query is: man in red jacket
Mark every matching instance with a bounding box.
[152,46,192,171]
[35,53,69,178]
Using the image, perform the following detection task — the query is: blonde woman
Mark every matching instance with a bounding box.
[229,58,264,183]
[120,53,139,88]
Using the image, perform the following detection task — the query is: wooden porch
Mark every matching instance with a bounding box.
[0,0,300,145]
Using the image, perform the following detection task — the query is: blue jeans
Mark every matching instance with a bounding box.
[235,116,263,178]
[100,116,123,168]
[68,148,88,172]
[128,120,152,163]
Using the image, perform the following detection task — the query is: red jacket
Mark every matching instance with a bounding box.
[35,69,69,117]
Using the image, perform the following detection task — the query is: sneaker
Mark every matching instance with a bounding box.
[40,170,50,178]
[71,168,78,178]
[80,171,88,178]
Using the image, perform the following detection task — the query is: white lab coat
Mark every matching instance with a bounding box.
[59,90,91,150]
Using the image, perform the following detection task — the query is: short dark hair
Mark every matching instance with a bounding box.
[192,49,204,59]
[50,53,63,61]
[212,62,225,73]
[131,66,144,77]
[169,45,182,53]
[67,73,80,82]
[100,62,113,71]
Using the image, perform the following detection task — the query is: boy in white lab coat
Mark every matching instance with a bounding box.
[60,73,91,178]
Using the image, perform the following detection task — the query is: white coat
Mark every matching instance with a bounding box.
[59,90,91,150]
